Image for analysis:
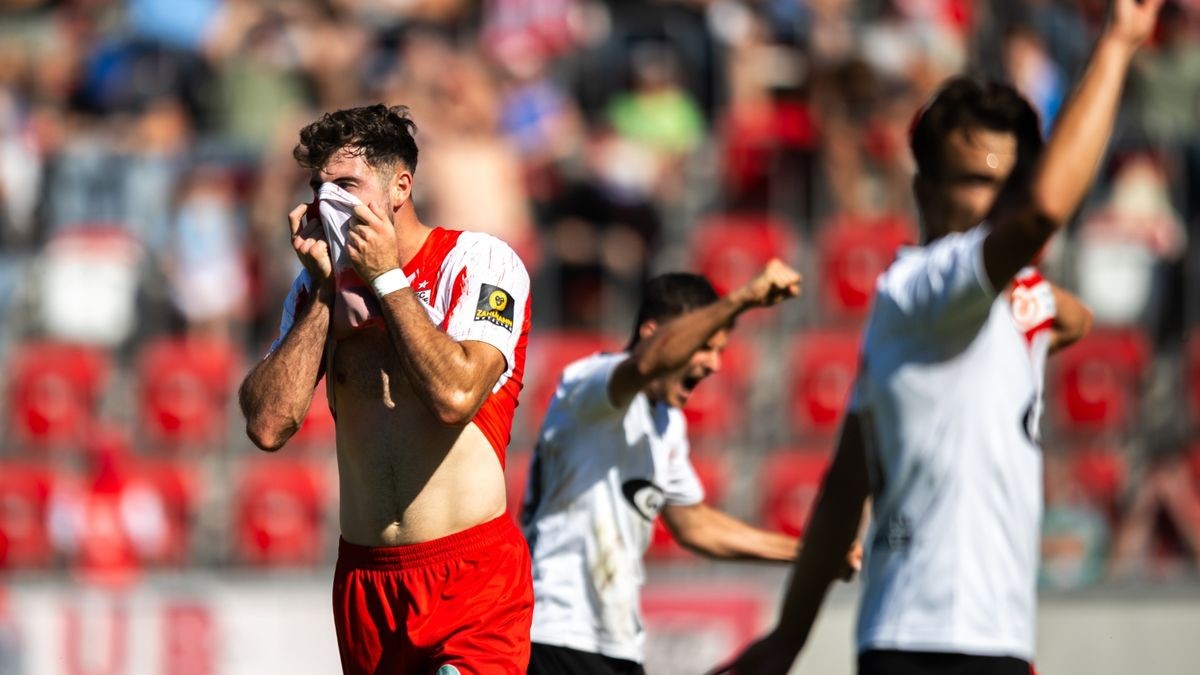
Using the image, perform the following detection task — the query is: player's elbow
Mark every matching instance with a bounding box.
[244,415,297,452]
[431,389,480,427]
[1028,186,1074,234]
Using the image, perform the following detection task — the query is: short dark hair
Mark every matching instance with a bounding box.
[910,78,1043,183]
[293,104,419,175]
[627,273,720,348]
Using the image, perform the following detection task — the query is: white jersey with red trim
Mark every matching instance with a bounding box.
[269,227,531,464]
[849,225,1054,661]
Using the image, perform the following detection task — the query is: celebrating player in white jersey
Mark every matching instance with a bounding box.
[521,263,857,675]
[714,1,1160,674]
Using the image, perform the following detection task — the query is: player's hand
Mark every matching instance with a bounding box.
[290,202,332,283]
[346,202,400,282]
[840,541,864,581]
[707,631,797,675]
[1104,0,1165,51]
[734,258,802,310]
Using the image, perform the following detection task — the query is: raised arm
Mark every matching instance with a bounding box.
[710,413,871,675]
[607,259,802,408]
[347,204,523,426]
[240,204,333,451]
[982,0,1164,291]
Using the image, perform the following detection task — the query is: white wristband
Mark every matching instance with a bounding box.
[371,268,410,297]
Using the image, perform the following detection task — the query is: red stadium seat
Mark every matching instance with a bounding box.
[648,452,729,560]
[817,214,913,321]
[1067,445,1127,522]
[690,214,797,297]
[789,330,861,439]
[1047,328,1149,437]
[521,330,621,439]
[0,464,55,569]
[125,460,201,566]
[233,459,327,566]
[137,337,241,450]
[6,342,109,452]
[760,448,833,538]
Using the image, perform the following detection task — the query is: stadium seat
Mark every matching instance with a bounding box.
[1047,328,1149,437]
[233,459,327,566]
[0,463,55,569]
[6,342,109,453]
[788,329,861,439]
[1067,445,1128,523]
[648,452,729,560]
[760,448,833,538]
[125,460,201,566]
[137,336,241,450]
[690,214,797,297]
[817,214,913,322]
[521,330,621,439]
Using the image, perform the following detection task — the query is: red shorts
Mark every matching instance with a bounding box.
[332,515,534,675]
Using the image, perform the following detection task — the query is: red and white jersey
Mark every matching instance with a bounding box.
[270,228,531,465]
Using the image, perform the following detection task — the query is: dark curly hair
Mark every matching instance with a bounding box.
[293,104,419,175]
[910,78,1043,184]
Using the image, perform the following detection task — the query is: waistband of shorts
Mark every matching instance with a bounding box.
[337,514,519,570]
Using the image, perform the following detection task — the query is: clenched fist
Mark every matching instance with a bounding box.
[346,202,400,282]
[1104,0,1165,52]
[733,258,803,310]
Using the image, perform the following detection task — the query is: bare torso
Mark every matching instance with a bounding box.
[329,326,507,547]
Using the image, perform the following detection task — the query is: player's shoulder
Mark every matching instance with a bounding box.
[447,231,528,270]
[877,225,987,294]
[561,351,625,386]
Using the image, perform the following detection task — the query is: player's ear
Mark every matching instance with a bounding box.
[389,166,413,212]
[638,320,658,341]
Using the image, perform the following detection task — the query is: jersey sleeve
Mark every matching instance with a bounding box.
[443,236,531,373]
[560,353,625,419]
[268,270,314,354]
[889,224,995,332]
[663,421,705,506]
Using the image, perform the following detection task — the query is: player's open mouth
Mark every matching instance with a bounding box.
[681,374,702,392]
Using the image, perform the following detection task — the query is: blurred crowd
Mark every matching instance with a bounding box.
[1,0,1199,587]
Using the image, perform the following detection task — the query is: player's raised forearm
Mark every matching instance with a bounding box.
[986,0,1162,288]
[629,296,745,379]
[378,290,506,426]
[629,259,801,382]
[1032,38,1131,228]
[240,285,331,451]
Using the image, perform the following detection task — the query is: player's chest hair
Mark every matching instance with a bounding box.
[328,327,413,407]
